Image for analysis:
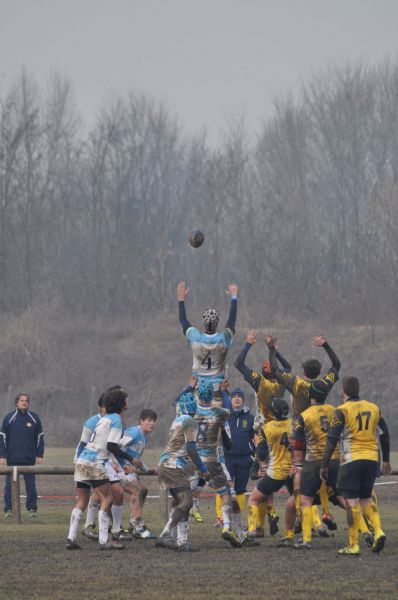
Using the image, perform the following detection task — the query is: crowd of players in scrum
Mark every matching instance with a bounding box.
[66,282,391,554]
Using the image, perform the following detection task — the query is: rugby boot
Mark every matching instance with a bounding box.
[267,512,279,536]
[294,540,312,550]
[277,537,293,548]
[222,527,242,548]
[338,545,360,556]
[372,532,386,554]
[66,538,82,550]
[364,532,374,548]
[255,526,265,538]
[99,539,124,550]
[190,508,204,523]
[133,524,157,539]
[242,535,260,547]
[155,534,177,550]
[322,512,338,531]
[82,525,99,540]
[175,543,200,552]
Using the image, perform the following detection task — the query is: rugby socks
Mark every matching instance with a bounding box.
[236,493,246,513]
[85,500,99,528]
[257,502,267,527]
[247,505,259,535]
[221,503,232,529]
[192,497,200,512]
[359,514,371,535]
[284,529,294,540]
[68,508,82,541]
[347,505,361,548]
[363,503,383,537]
[301,506,312,543]
[231,511,244,541]
[294,492,301,513]
[98,510,111,545]
[111,504,123,534]
[319,482,330,514]
[177,520,189,546]
[311,505,322,529]
[215,494,223,520]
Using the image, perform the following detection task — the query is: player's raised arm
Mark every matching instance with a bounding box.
[234,330,261,391]
[267,336,296,392]
[224,283,238,333]
[313,335,341,372]
[177,281,191,334]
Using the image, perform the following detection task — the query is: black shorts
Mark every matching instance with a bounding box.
[257,475,287,496]
[337,459,378,499]
[76,479,109,489]
[300,459,339,498]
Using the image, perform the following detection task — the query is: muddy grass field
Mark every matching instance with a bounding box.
[1,449,397,600]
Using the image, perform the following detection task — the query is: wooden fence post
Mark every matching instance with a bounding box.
[11,467,21,524]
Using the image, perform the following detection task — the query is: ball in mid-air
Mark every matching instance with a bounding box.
[189,229,204,248]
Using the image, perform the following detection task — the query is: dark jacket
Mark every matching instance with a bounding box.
[0,409,44,465]
[221,391,255,458]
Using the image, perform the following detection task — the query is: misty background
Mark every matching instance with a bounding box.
[0,1,398,446]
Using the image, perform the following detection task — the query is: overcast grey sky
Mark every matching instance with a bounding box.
[1,0,398,139]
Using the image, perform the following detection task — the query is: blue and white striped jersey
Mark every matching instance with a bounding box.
[186,326,233,384]
[77,413,123,467]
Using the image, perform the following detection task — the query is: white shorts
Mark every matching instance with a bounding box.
[105,461,139,485]
[74,462,107,483]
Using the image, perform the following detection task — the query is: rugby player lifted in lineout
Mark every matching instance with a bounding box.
[177,281,238,389]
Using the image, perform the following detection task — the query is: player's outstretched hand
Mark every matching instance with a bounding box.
[177,281,189,301]
[246,330,257,345]
[265,335,276,348]
[226,283,238,297]
[313,334,326,347]
[382,462,392,476]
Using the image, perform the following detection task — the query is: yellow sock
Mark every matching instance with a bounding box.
[284,529,294,540]
[363,502,383,537]
[311,505,322,529]
[266,504,276,517]
[295,492,301,513]
[301,506,312,543]
[216,494,223,520]
[319,482,330,514]
[236,493,246,513]
[347,505,361,548]
[359,514,370,535]
[248,505,259,535]
[371,491,378,506]
[257,502,267,527]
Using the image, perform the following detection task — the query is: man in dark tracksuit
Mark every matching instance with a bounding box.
[222,387,255,514]
[0,394,44,516]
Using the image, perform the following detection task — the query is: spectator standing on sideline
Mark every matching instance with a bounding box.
[0,394,44,517]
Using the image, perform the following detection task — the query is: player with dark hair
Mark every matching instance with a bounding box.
[67,387,134,550]
[244,398,293,547]
[320,376,391,555]
[107,408,158,540]
[293,382,343,549]
[177,281,238,388]
[267,334,341,531]
[235,329,291,534]
[157,393,209,552]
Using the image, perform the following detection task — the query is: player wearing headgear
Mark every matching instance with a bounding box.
[320,376,391,555]
[67,387,133,550]
[177,281,238,387]
[157,392,209,552]
[194,379,243,547]
[267,334,341,531]
[293,381,343,549]
[244,398,292,546]
[106,409,158,541]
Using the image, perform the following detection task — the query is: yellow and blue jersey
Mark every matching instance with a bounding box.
[328,399,385,464]
[259,418,292,480]
[294,404,339,461]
